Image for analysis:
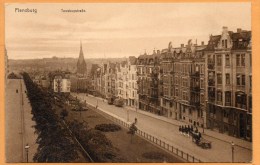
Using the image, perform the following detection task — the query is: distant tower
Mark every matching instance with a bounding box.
[77,41,87,76]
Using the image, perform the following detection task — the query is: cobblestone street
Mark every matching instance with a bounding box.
[73,93,252,163]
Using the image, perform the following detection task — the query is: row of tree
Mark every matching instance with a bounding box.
[22,72,80,162]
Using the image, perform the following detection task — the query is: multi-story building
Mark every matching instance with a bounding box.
[137,51,161,115]
[107,62,116,99]
[205,27,252,141]
[127,56,138,107]
[116,61,129,105]
[159,40,207,127]
[206,27,252,140]
[53,74,71,93]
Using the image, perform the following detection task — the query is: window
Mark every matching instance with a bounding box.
[217,91,222,102]
[237,75,241,85]
[217,55,222,66]
[222,40,224,47]
[182,92,186,100]
[195,65,199,72]
[226,54,230,66]
[242,75,245,85]
[237,74,245,86]
[175,89,178,97]
[226,74,230,85]
[225,39,227,48]
[200,64,204,74]
[236,54,240,66]
[201,94,204,103]
[217,74,222,84]
[241,54,245,66]
[249,96,252,113]
[200,79,204,89]
[225,91,231,106]
[236,92,247,109]
[249,76,252,89]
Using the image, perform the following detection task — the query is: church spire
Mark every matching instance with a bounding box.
[77,40,87,75]
[78,40,85,64]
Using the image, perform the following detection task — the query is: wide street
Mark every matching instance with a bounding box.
[5,79,38,163]
[73,93,252,163]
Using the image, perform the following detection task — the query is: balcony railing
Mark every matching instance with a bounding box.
[191,101,200,107]
[191,72,200,77]
[191,86,200,92]
[208,64,215,70]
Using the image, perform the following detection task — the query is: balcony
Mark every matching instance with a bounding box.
[191,101,200,107]
[225,102,231,106]
[208,64,215,70]
[209,113,217,119]
[208,80,215,86]
[191,72,200,77]
[191,86,200,92]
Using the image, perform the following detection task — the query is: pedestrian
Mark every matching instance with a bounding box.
[195,127,198,133]
[198,132,202,140]
[187,125,190,137]
[135,117,137,124]
[181,125,184,135]
[184,125,188,136]
[191,125,194,132]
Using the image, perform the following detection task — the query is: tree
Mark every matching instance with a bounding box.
[60,109,68,120]
[128,123,137,143]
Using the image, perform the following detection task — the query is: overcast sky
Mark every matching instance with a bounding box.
[5,3,251,59]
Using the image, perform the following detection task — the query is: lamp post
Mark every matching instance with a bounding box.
[202,116,205,133]
[127,109,129,122]
[231,141,235,162]
[24,143,30,163]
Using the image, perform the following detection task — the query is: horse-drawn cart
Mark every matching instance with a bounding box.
[196,137,212,149]
[191,131,212,149]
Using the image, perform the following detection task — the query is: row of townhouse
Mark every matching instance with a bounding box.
[136,27,251,141]
[91,57,138,107]
[90,27,251,141]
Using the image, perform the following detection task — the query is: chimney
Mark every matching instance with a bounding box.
[201,41,204,45]
[157,50,160,54]
[181,44,184,48]
[237,28,242,33]
[222,26,228,33]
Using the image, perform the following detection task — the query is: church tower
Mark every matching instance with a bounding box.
[77,41,87,76]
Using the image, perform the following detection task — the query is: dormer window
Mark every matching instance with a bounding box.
[224,39,227,48]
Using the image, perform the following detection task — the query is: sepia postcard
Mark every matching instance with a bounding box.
[3,2,254,163]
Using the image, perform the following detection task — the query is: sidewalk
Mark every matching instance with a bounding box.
[5,79,38,163]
